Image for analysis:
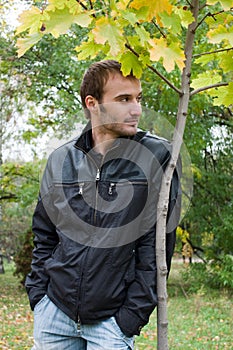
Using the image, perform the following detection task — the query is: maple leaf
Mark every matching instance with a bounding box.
[116,0,131,10]
[149,38,185,72]
[219,51,233,71]
[16,7,49,35]
[135,26,151,46]
[43,7,92,38]
[92,17,125,56]
[46,0,66,11]
[190,72,222,90]
[206,0,233,10]
[120,51,143,78]
[16,33,43,57]
[75,39,104,60]
[208,82,233,107]
[129,0,172,22]
[207,25,233,46]
[47,0,82,15]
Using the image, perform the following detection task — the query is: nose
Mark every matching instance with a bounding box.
[130,100,142,117]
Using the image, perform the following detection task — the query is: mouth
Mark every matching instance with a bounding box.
[124,119,138,126]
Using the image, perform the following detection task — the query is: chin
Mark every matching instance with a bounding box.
[122,126,138,136]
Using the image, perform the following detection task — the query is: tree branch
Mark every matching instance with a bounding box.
[89,0,94,10]
[151,19,166,38]
[0,194,17,201]
[125,44,183,96]
[76,0,88,11]
[147,65,183,96]
[194,8,233,32]
[191,82,228,96]
[193,47,233,58]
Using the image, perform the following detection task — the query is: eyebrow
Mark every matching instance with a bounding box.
[114,92,143,101]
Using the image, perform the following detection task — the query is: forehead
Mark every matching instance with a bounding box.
[103,73,141,97]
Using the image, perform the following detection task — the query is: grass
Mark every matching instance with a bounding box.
[0,260,232,349]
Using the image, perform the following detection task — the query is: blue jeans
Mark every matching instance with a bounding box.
[32,295,134,350]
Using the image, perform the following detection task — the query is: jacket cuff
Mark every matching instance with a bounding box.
[115,306,146,337]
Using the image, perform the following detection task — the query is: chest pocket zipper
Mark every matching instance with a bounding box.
[108,181,148,195]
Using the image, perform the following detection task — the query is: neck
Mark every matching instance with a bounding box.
[91,124,116,156]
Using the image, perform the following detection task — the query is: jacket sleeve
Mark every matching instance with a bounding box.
[25,160,59,310]
[115,159,182,337]
[115,227,157,337]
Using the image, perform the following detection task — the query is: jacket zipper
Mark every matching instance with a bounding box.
[94,167,101,225]
[108,181,148,195]
[77,314,82,335]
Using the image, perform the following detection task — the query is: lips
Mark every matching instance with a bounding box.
[124,119,138,124]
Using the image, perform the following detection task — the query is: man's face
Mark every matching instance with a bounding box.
[97,73,142,138]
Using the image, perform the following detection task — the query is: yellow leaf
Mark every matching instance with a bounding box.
[207,25,233,46]
[16,6,49,35]
[47,0,66,11]
[117,0,132,10]
[43,7,92,38]
[130,0,172,21]
[149,38,185,72]
[190,72,222,90]
[47,0,81,14]
[206,0,233,10]
[208,82,233,107]
[16,33,43,57]
[92,17,125,56]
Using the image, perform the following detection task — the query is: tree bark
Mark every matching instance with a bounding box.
[156,1,199,349]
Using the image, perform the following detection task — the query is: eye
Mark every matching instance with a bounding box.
[120,96,129,102]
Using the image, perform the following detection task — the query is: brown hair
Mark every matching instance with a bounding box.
[80,60,135,119]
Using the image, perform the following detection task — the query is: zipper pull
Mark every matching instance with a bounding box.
[96,169,100,181]
[108,183,115,195]
[78,183,84,195]
[77,315,82,335]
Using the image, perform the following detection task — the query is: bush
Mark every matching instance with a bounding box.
[181,255,233,293]
[209,254,233,290]
[181,262,208,293]
[14,230,34,285]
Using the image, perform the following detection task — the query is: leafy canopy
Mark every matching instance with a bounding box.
[15,0,233,107]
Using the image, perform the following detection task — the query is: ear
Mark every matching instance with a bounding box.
[85,95,99,114]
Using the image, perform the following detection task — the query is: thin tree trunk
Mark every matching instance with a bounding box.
[156,1,199,349]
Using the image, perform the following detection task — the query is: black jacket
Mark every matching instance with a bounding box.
[25,123,181,337]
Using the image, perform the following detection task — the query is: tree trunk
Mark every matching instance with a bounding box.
[156,1,199,349]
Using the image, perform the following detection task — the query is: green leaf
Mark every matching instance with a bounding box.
[120,51,143,78]
[174,7,194,27]
[135,26,151,46]
[120,9,139,25]
[219,50,233,71]
[92,17,125,56]
[194,53,216,66]
[160,12,181,34]
[190,72,222,90]
[44,7,92,38]
[209,82,233,107]
[75,39,103,60]
[207,25,233,46]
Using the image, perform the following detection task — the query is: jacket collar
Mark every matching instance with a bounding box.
[74,121,147,153]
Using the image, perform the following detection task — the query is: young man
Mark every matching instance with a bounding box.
[26,60,181,350]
